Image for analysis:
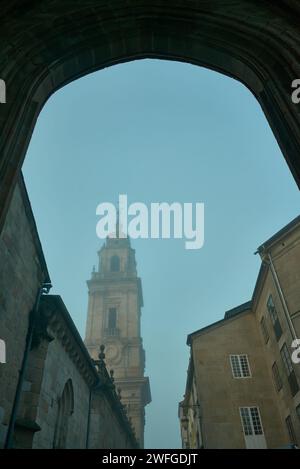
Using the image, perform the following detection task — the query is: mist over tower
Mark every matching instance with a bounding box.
[84,232,151,447]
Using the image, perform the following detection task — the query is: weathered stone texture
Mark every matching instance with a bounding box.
[0,175,49,447]
[32,339,90,449]
[0,176,137,449]
[89,391,133,449]
[191,311,288,449]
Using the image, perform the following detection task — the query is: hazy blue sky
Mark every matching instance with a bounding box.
[22,59,300,448]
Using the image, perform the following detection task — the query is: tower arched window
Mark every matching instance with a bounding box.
[108,308,117,330]
[110,255,120,272]
[53,379,74,449]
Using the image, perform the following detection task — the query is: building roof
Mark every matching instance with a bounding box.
[252,214,300,308]
[186,214,300,347]
[251,262,268,310]
[40,294,99,382]
[186,301,252,346]
[224,301,252,319]
[256,214,300,253]
[18,172,51,284]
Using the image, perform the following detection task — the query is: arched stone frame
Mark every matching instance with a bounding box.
[53,378,74,449]
[0,1,300,235]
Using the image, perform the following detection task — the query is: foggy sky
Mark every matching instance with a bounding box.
[23,59,300,448]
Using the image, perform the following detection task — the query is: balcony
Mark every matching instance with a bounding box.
[105,327,120,337]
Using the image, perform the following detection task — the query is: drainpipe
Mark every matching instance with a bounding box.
[257,245,297,340]
[86,375,103,449]
[85,387,92,449]
[85,385,95,449]
[4,282,52,449]
[267,252,297,340]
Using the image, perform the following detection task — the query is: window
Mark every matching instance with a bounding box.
[110,255,120,272]
[272,362,282,392]
[240,407,264,436]
[53,379,74,449]
[296,405,300,421]
[281,343,294,375]
[267,294,282,341]
[260,317,269,343]
[108,307,117,330]
[230,355,251,378]
[280,343,299,396]
[286,415,297,445]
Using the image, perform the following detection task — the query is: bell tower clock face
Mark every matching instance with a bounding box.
[105,342,122,365]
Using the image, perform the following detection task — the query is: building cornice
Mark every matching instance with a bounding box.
[18,172,51,284]
[256,215,300,254]
[40,295,98,387]
[186,303,252,346]
[39,295,139,447]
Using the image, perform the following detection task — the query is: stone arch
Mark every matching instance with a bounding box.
[0,1,300,233]
[53,378,74,449]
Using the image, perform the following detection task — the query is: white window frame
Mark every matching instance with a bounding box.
[239,406,264,437]
[230,354,252,378]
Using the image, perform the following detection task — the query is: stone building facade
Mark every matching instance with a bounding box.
[27,295,137,449]
[179,216,300,449]
[0,174,50,447]
[84,231,151,447]
[0,174,138,449]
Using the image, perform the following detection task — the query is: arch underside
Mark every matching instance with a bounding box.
[0,1,300,231]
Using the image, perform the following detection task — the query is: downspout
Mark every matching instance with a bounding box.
[85,387,92,449]
[265,250,297,340]
[196,402,204,449]
[4,282,52,449]
[268,252,297,339]
[86,377,101,449]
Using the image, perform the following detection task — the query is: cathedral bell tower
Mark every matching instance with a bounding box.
[84,229,151,447]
